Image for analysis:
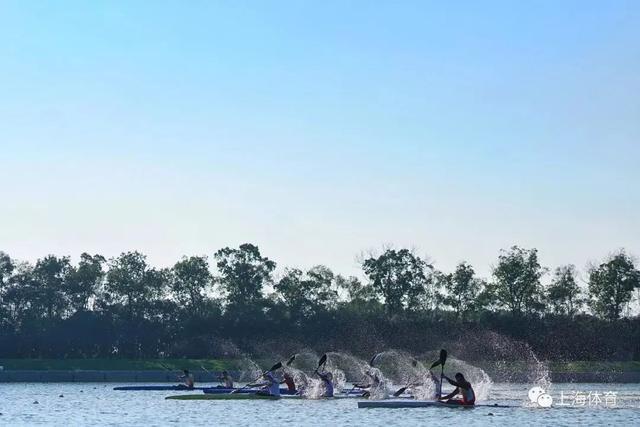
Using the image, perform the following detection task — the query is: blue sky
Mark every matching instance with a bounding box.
[1,1,638,278]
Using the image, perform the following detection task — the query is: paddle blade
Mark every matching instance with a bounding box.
[318,354,327,368]
[393,386,408,397]
[440,349,447,366]
[369,353,380,367]
[429,360,441,369]
[411,359,418,367]
[286,355,296,366]
[267,362,282,372]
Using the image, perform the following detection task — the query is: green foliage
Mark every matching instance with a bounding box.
[486,246,546,316]
[0,251,14,289]
[336,274,380,313]
[362,249,433,315]
[214,244,275,310]
[438,262,486,320]
[103,251,166,316]
[32,255,73,320]
[171,256,213,315]
[588,251,640,320]
[66,253,105,312]
[546,265,583,316]
[274,265,338,322]
[0,244,639,360]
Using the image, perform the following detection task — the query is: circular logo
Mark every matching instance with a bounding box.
[528,386,545,403]
[528,386,553,407]
[537,393,553,408]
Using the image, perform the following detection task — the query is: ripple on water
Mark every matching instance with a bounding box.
[0,382,639,426]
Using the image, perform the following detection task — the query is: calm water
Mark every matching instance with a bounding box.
[1,382,639,426]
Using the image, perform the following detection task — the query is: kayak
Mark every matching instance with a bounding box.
[166,393,367,401]
[167,393,283,400]
[113,385,211,391]
[358,400,514,409]
[203,387,296,395]
[202,387,365,395]
[113,385,287,393]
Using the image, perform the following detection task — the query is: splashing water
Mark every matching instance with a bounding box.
[371,349,491,401]
[237,357,262,383]
[424,353,493,401]
[443,330,551,402]
[280,350,326,399]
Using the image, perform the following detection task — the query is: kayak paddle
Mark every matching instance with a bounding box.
[392,359,419,397]
[159,363,184,382]
[429,349,447,398]
[348,353,381,395]
[267,361,283,372]
[317,354,327,372]
[369,353,380,367]
[393,385,410,397]
[285,355,296,366]
[230,361,283,393]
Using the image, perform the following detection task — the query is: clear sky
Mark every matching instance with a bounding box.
[1,1,638,279]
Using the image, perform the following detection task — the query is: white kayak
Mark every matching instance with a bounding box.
[358,400,514,409]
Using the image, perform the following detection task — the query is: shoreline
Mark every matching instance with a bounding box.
[1,370,639,383]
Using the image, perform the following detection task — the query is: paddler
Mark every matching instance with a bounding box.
[437,372,475,406]
[251,371,281,397]
[355,370,381,397]
[314,370,334,397]
[218,370,234,388]
[179,369,195,389]
[280,371,297,394]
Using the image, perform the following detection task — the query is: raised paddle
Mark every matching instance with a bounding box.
[159,363,184,382]
[200,365,218,383]
[347,353,382,395]
[285,354,296,366]
[230,361,283,393]
[316,354,327,372]
[369,353,381,367]
[429,349,447,398]
[159,363,174,372]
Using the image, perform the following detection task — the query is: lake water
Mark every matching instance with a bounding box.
[0,382,639,426]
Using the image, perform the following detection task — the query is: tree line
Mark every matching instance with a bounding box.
[1,244,639,360]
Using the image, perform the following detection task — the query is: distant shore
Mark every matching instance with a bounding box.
[1,359,639,383]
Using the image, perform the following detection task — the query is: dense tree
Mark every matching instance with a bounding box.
[0,245,639,360]
[103,251,166,317]
[31,255,73,321]
[0,251,14,289]
[275,265,338,322]
[486,246,546,317]
[170,255,213,315]
[0,252,15,326]
[362,249,433,315]
[214,244,275,310]
[546,265,583,316]
[588,252,640,320]
[66,253,105,313]
[438,262,486,320]
[1,261,35,327]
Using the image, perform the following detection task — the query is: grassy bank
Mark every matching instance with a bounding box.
[0,359,240,371]
[1,359,639,372]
